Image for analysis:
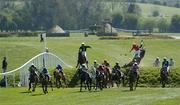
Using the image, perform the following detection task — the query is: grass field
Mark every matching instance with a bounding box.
[0,87,180,105]
[138,3,180,17]
[0,33,180,71]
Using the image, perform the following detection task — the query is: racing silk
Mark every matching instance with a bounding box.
[131,65,139,73]
[42,68,50,76]
[79,45,91,52]
[29,66,37,74]
[162,60,169,68]
[102,62,110,67]
[130,44,140,51]
[98,65,105,73]
[112,65,121,73]
[56,65,63,73]
[28,66,37,78]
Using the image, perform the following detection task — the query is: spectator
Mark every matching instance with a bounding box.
[169,58,175,66]
[153,57,161,67]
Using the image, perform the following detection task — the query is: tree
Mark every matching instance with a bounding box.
[152,10,160,17]
[123,14,139,30]
[157,18,169,32]
[127,3,141,16]
[112,13,123,28]
[141,19,156,33]
[170,14,180,32]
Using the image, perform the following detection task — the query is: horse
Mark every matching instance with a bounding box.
[111,69,122,88]
[160,67,168,88]
[39,72,53,94]
[78,65,92,92]
[103,66,112,88]
[53,69,67,88]
[129,68,139,91]
[76,52,88,68]
[95,70,104,90]
[28,71,39,92]
[124,49,146,68]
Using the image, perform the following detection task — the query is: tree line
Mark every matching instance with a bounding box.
[0,0,179,32]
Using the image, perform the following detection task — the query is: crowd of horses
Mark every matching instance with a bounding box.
[28,49,169,94]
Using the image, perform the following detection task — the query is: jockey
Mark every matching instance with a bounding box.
[102,59,110,67]
[42,67,50,80]
[28,63,37,79]
[130,43,141,58]
[169,58,175,66]
[131,62,139,75]
[162,57,169,72]
[97,65,105,74]
[112,62,121,75]
[81,64,88,72]
[56,64,63,75]
[79,42,91,59]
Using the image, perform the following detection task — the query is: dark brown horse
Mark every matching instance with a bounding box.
[160,67,168,88]
[76,52,88,68]
[28,71,39,92]
[129,68,139,91]
[78,64,92,92]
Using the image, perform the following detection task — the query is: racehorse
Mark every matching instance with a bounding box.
[78,64,92,92]
[111,70,122,88]
[76,52,88,68]
[160,67,168,88]
[53,69,67,88]
[39,72,53,94]
[95,70,104,90]
[129,68,139,91]
[28,71,39,92]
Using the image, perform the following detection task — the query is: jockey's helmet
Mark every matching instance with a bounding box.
[133,43,137,45]
[31,63,35,67]
[163,57,167,60]
[94,60,97,63]
[134,62,138,65]
[81,42,85,45]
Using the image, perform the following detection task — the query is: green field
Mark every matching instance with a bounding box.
[138,3,180,17]
[0,87,180,105]
[0,34,180,71]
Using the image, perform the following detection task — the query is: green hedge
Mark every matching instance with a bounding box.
[2,67,180,87]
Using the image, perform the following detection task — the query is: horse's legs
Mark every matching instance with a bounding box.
[134,76,139,90]
[49,81,53,91]
[28,81,31,91]
[80,81,83,92]
[129,75,133,91]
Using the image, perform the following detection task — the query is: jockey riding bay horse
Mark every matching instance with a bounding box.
[53,69,67,88]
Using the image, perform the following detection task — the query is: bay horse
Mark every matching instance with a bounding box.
[39,72,53,94]
[160,67,168,88]
[53,69,67,88]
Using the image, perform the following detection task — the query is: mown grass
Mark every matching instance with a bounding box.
[0,87,180,105]
[0,34,180,71]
